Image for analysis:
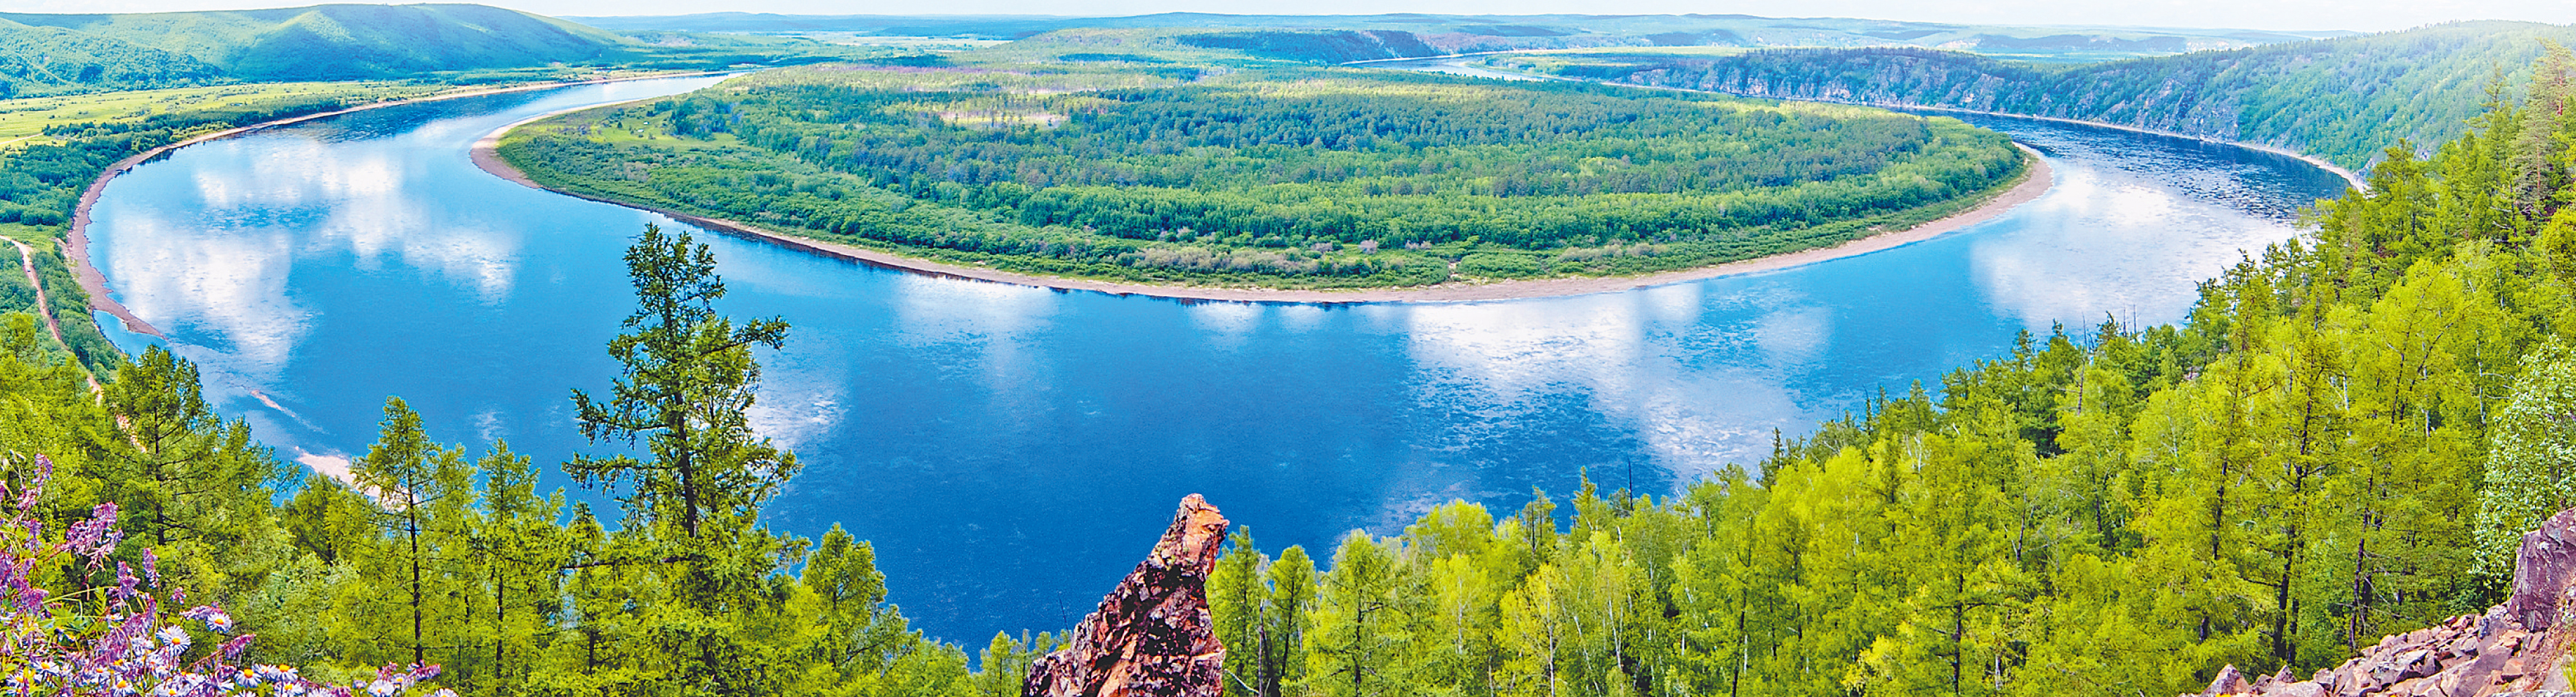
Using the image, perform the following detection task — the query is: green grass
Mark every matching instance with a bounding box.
[0,81,439,141]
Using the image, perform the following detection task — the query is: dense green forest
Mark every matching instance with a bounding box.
[499,53,2026,288]
[1195,46,2576,697]
[0,18,222,97]
[1495,21,2576,171]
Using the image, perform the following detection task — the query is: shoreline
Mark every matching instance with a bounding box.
[1374,58,2368,190]
[63,70,740,338]
[474,115,2053,303]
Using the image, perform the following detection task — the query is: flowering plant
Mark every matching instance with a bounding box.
[0,455,447,697]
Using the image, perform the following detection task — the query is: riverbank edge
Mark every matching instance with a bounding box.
[63,71,739,337]
[476,119,2053,304]
[1407,57,2371,189]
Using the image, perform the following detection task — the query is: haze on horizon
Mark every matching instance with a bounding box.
[0,0,2567,34]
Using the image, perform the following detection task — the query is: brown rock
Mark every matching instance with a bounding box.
[1025,495,1232,697]
[2206,665,2251,696]
[2507,509,2576,633]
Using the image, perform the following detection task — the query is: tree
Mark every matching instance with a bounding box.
[2478,342,2576,571]
[569,223,796,540]
[349,397,477,669]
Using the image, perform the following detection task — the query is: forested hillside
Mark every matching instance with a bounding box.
[0,3,870,95]
[1498,21,2576,170]
[1197,45,2576,697]
[0,18,221,96]
[0,4,622,81]
[497,46,2027,289]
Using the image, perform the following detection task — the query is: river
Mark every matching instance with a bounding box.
[81,73,2350,643]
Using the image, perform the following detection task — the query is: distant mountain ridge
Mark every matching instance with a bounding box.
[562,11,2351,61]
[0,4,621,81]
[1503,20,2576,170]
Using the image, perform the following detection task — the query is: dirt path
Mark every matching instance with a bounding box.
[4,236,102,389]
[3,237,69,347]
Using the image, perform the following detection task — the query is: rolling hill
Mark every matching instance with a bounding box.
[562,11,2349,62]
[0,4,624,81]
[1490,20,2576,170]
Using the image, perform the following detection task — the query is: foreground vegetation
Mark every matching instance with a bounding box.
[1196,46,2576,697]
[499,40,2027,289]
[0,224,1046,696]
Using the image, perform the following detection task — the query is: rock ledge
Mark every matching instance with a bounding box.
[1025,495,1231,697]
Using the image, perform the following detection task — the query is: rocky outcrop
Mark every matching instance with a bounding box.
[1025,495,1231,697]
[2191,509,2576,697]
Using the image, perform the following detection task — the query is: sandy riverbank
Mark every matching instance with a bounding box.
[476,120,2054,304]
[63,71,738,337]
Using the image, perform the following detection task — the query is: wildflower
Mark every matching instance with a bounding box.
[253,665,300,684]
[366,678,402,697]
[182,606,235,634]
[157,624,191,650]
[65,503,122,565]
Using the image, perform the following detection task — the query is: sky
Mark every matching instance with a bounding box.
[1,0,2571,33]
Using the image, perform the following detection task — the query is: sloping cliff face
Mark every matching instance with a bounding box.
[1025,495,1231,697]
[1545,21,2576,171]
[2191,509,2576,697]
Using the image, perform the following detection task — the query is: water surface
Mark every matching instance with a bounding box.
[85,74,2350,643]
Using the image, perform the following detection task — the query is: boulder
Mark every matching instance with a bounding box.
[1025,495,1232,697]
[2507,509,2576,633]
[2178,508,2576,697]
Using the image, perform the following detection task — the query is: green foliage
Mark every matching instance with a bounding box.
[0,19,221,97]
[501,62,2027,287]
[0,236,1008,696]
[1208,49,2576,697]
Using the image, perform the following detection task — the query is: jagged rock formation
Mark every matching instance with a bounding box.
[2194,509,2576,697]
[1025,495,1230,697]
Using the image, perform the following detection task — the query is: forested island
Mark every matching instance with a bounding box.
[491,36,2032,291]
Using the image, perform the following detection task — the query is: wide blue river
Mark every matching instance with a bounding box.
[84,74,2349,643]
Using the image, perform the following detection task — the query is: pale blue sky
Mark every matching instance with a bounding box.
[3,0,2570,33]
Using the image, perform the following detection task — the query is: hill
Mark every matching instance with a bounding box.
[562,11,2347,62]
[1488,20,2576,170]
[0,3,624,81]
[0,18,223,97]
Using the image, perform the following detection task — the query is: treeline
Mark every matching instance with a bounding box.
[1200,48,2576,697]
[0,227,1048,696]
[1520,21,2576,171]
[501,65,2026,286]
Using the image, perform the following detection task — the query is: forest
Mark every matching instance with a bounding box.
[1497,21,2576,171]
[497,58,2028,288]
[1194,46,2576,697]
[9,26,2576,697]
